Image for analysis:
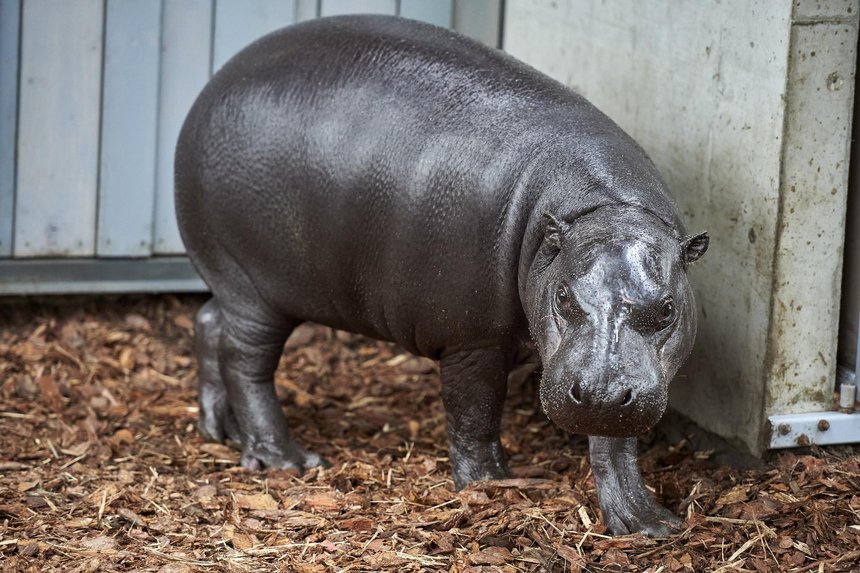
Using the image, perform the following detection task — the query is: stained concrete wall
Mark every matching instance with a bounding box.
[504,0,859,454]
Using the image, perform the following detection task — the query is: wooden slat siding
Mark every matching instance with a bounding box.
[153,0,214,255]
[212,0,297,74]
[399,0,452,27]
[295,0,320,22]
[453,0,501,48]
[320,0,397,17]
[15,0,103,257]
[0,0,21,257]
[97,0,161,257]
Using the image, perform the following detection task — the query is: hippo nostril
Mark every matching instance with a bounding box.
[620,389,633,407]
[569,381,582,404]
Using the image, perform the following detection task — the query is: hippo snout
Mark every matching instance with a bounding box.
[568,378,634,408]
[540,369,668,438]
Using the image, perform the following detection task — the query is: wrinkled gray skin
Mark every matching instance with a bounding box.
[175,15,708,536]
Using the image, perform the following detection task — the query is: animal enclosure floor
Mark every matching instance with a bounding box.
[0,295,858,572]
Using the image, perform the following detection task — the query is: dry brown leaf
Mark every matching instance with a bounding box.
[339,517,373,531]
[460,489,492,505]
[787,549,807,566]
[432,532,455,553]
[124,314,152,332]
[467,546,512,565]
[364,539,387,552]
[65,517,94,528]
[398,356,436,374]
[104,331,128,344]
[435,509,468,530]
[111,429,135,446]
[557,544,585,570]
[194,484,217,500]
[158,564,193,573]
[198,443,236,459]
[408,419,420,440]
[303,491,342,511]
[231,532,257,550]
[366,550,408,567]
[86,484,118,505]
[61,441,90,457]
[117,507,147,527]
[278,510,326,529]
[118,347,135,370]
[172,314,194,332]
[715,484,749,507]
[602,547,631,566]
[293,564,327,573]
[36,375,62,411]
[79,535,116,553]
[0,503,27,518]
[235,492,279,511]
[0,461,30,471]
[17,480,39,492]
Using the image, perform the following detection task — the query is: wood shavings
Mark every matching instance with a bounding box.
[0,295,858,571]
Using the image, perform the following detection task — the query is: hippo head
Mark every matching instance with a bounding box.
[523,205,708,437]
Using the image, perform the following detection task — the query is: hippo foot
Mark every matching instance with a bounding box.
[449,440,512,489]
[238,440,329,473]
[597,487,681,537]
[202,408,330,473]
[198,390,329,473]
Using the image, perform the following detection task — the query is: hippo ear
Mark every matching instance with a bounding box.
[682,232,709,264]
[542,213,567,250]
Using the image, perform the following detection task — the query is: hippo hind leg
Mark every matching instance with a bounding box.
[194,296,327,472]
[195,298,239,443]
[440,345,512,488]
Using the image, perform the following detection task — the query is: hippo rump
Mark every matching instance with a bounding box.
[174,14,708,536]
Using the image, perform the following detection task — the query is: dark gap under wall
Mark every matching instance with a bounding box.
[837,31,860,381]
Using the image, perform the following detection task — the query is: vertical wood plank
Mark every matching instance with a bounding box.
[399,0,452,27]
[295,0,319,22]
[154,0,214,255]
[212,0,296,73]
[97,0,161,257]
[0,0,21,257]
[453,0,501,47]
[320,0,397,17]
[15,0,103,257]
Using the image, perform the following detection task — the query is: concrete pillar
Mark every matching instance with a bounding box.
[504,0,859,454]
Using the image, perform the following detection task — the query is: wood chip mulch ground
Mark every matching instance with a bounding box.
[1,295,859,572]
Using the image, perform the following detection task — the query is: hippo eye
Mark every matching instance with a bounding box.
[656,298,676,330]
[556,284,570,306]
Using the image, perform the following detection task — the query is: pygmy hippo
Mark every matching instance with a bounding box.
[175,15,708,536]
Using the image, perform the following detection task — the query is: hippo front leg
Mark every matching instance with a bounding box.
[589,436,681,536]
[440,346,512,489]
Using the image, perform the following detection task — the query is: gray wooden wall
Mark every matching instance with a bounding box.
[0,0,501,293]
